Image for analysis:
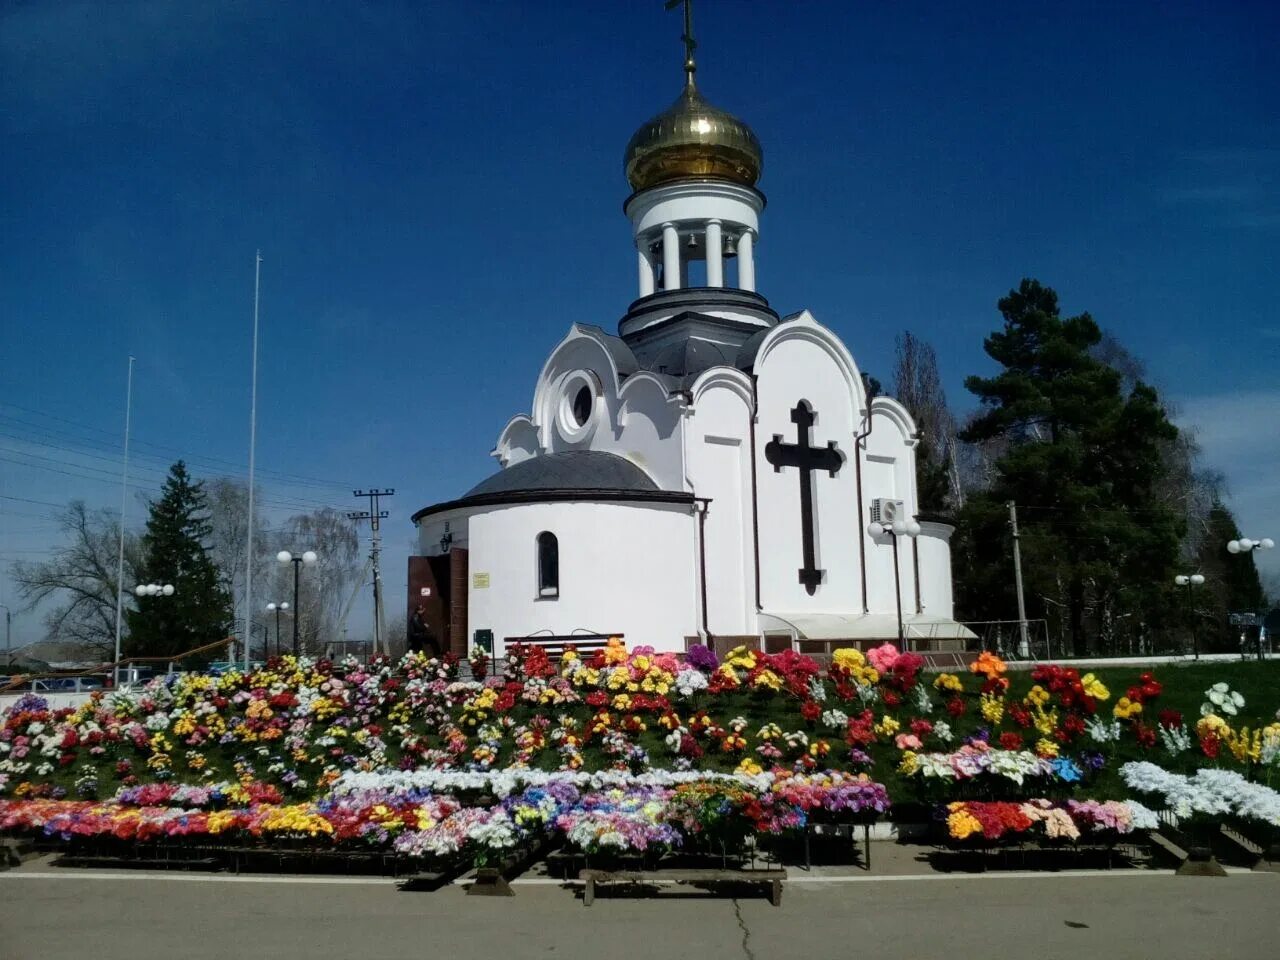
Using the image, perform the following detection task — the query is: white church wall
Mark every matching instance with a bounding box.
[916,521,957,620]
[863,398,920,617]
[687,372,755,635]
[511,327,687,491]
[417,510,470,557]
[465,500,697,654]
[752,315,865,614]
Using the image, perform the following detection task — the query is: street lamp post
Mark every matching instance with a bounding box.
[127,584,175,685]
[1226,536,1274,661]
[266,602,289,657]
[1173,574,1206,660]
[868,517,922,650]
[277,551,317,656]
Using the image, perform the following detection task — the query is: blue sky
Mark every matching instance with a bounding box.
[2,0,1278,648]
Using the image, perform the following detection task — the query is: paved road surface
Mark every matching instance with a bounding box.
[2,864,1276,960]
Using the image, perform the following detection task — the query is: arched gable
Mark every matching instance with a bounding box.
[750,311,868,424]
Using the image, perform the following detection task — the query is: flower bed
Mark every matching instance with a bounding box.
[2,643,1277,863]
[0,768,891,867]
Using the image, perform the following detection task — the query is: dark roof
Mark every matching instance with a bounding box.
[412,450,692,522]
[465,450,658,497]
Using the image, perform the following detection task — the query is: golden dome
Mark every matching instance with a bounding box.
[624,82,763,192]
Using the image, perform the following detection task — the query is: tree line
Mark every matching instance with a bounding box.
[12,462,366,662]
[892,278,1270,657]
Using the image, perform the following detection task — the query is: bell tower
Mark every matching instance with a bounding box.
[619,0,778,371]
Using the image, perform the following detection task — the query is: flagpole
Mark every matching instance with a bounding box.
[243,252,262,672]
[112,356,135,687]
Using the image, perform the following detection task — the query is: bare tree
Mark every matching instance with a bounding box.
[892,331,963,510]
[205,477,271,641]
[265,508,362,654]
[11,501,143,656]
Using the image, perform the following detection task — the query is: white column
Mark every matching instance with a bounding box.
[637,243,655,297]
[705,220,723,287]
[662,222,680,291]
[738,230,755,291]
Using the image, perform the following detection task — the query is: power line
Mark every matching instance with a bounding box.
[0,451,344,514]
[0,402,356,491]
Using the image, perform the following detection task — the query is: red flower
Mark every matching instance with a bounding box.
[1158,709,1183,730]
[998,732,1024,750]
[881,689,902,708]
[909,719,934,736]
[1133,722,1157,749]
[585,691,607,708]
[800,700,821,723]
[945,697,966,718]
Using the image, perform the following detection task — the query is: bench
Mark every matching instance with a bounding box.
[579,867,785,906]
[504,634,622,661]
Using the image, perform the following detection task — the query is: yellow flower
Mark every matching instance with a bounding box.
[1025,685,1050,708]
[933,673,964,693]
[735,758,763,776]
[1034,738,1059,758]
[750,669,783,691]
[980,694,1005,725]
[875,715,900,737]
[1032,706,1058,737]
[1112,696,1142,720]
[946,804,983,840]
[897,751,919,775]
[1080,673,1110,701]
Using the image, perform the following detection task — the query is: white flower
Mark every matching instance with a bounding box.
[674,669,707,698]
[820,709,849,730]
[806,677,827,703]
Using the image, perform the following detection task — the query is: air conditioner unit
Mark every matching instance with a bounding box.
[870,498,905,525]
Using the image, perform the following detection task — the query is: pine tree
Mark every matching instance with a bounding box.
[126,462,234,659]
[957,279,1184,656]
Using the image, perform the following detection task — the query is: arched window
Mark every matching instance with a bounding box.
[537,531,559,599]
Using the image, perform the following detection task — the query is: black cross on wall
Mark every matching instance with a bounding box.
[764,400,845,595]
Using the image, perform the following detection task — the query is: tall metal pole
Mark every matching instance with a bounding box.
[112,356,135,686]
[891,533,905,649]
[1187,581,1198,661]
[292,558,301,656]
[1,604,11,667]
[1008,501,1030,658]
[243,252,262,672]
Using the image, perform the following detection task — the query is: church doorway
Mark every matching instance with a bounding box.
[407,550,469,657]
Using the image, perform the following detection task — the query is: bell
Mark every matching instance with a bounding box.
[686,232,699,248]
[724,235,737,255]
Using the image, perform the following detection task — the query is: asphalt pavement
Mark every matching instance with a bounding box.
[1,860,1276,960]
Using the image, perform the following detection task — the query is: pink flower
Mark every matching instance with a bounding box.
[867,643,901,674]
[895,733,922,751]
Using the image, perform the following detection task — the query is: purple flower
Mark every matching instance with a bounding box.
[685,645,718,672]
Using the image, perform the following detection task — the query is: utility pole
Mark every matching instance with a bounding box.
[349,489,393,657]
[1008,501,1031,659]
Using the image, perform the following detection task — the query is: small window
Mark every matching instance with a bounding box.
[537,531,559,598]
[571,385,593,427]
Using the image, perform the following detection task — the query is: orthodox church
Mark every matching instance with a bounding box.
[409,19,970,659]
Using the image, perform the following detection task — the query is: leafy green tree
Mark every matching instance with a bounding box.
[957,279,1184,656]
[126,462,234,659]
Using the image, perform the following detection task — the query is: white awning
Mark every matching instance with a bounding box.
[759,612,977,642]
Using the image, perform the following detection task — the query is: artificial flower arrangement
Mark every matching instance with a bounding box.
[942,798,1158,844]
[2,643,1277,862]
